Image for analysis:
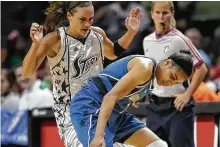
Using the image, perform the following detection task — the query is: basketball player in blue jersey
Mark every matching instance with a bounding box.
[23,2,141,147]
[70,51,193,147]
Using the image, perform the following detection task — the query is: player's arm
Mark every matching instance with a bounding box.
[90,26,136,60]
[185,39,207,96]
[90,8,141,60]
[183,39,207,95]
[186,63,207,96]
[94,59,153,138]
[23,31,59,76]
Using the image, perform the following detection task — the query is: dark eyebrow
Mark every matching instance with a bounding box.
[174,73,178,81]
[79,16,93,19]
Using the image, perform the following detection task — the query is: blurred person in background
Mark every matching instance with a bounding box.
[14,64,53,110]
[2,30,27,69]
[94,1,150,58]
[185,28,212,67]
[193,64,220,102]
[23,1,141,147]
[206,26,220,64]
[39,61,53,90]
[142,1,207,147]
[185,28,218,92]
[1,39,8,66]
[1,68,20,113]
[94,1,150,40]
[209,26,220,90]
[209,26,220,81]
[210,56,220,89]
[173,2,197,33]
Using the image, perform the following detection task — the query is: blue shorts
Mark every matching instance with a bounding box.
[70,83,145,147]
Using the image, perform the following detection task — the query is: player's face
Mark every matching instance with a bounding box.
[156,60,188,86]
[67,5,94,38]
[15,66,33,90]
[151,2,173,34]
[1,71,10,94]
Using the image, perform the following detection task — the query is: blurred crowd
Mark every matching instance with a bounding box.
[1,1,220,114]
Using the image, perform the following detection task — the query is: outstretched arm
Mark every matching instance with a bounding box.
[90,59,153,147]
[90,7,141,60]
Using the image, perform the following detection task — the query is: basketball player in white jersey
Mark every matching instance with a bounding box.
[142,2,207,147]
[23,2,140,147]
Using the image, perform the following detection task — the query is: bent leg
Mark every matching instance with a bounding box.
[124,127,167,147]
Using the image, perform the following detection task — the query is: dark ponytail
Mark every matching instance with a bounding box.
[44,2,67,33]
[43,1,92,33]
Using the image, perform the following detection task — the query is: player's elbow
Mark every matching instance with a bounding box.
[103,93,118,103]
[202,63,208,75]
[198,63,208,77]
[22,62,34,77]
[193,63,208,82]
[22,68,33,77]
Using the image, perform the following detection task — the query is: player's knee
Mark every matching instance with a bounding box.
[146,139,168,147]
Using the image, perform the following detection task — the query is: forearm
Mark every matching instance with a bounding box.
[95,95,117,137]
[112,31,136,57]
[118,31,136,49]
[186,64,207,96]
[23,43,39,76]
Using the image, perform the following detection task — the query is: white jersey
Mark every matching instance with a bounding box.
[47,27,103,146]
[48,27,104,104]
[143,28,204,97]
[47,27,130,147]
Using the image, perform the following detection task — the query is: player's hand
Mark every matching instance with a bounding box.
[131,102,139,108]
[30,22,43,43]
[90,135,105,147]
[173,93,191,111]
[125,7,141,34]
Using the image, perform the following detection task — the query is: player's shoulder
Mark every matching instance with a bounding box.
[134,57,155,82]
[143,32,155,41]
[90,26,105,39]
[170,28,192,44]
[43,30,61,44]
[132,56,155,71]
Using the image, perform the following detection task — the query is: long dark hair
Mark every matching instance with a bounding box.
[43,1,92,33]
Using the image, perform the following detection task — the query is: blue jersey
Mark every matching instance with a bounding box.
[89,55,157,113]
[70,55,157,146]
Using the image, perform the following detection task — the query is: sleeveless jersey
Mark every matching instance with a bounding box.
[47,27,104,104]
[93,55,157,113]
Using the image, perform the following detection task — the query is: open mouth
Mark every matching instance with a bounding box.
[160,22,165,27]
[160,22,166,30]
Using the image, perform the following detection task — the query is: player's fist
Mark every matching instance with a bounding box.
[30,22,43,43]
[90,136,105,147]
